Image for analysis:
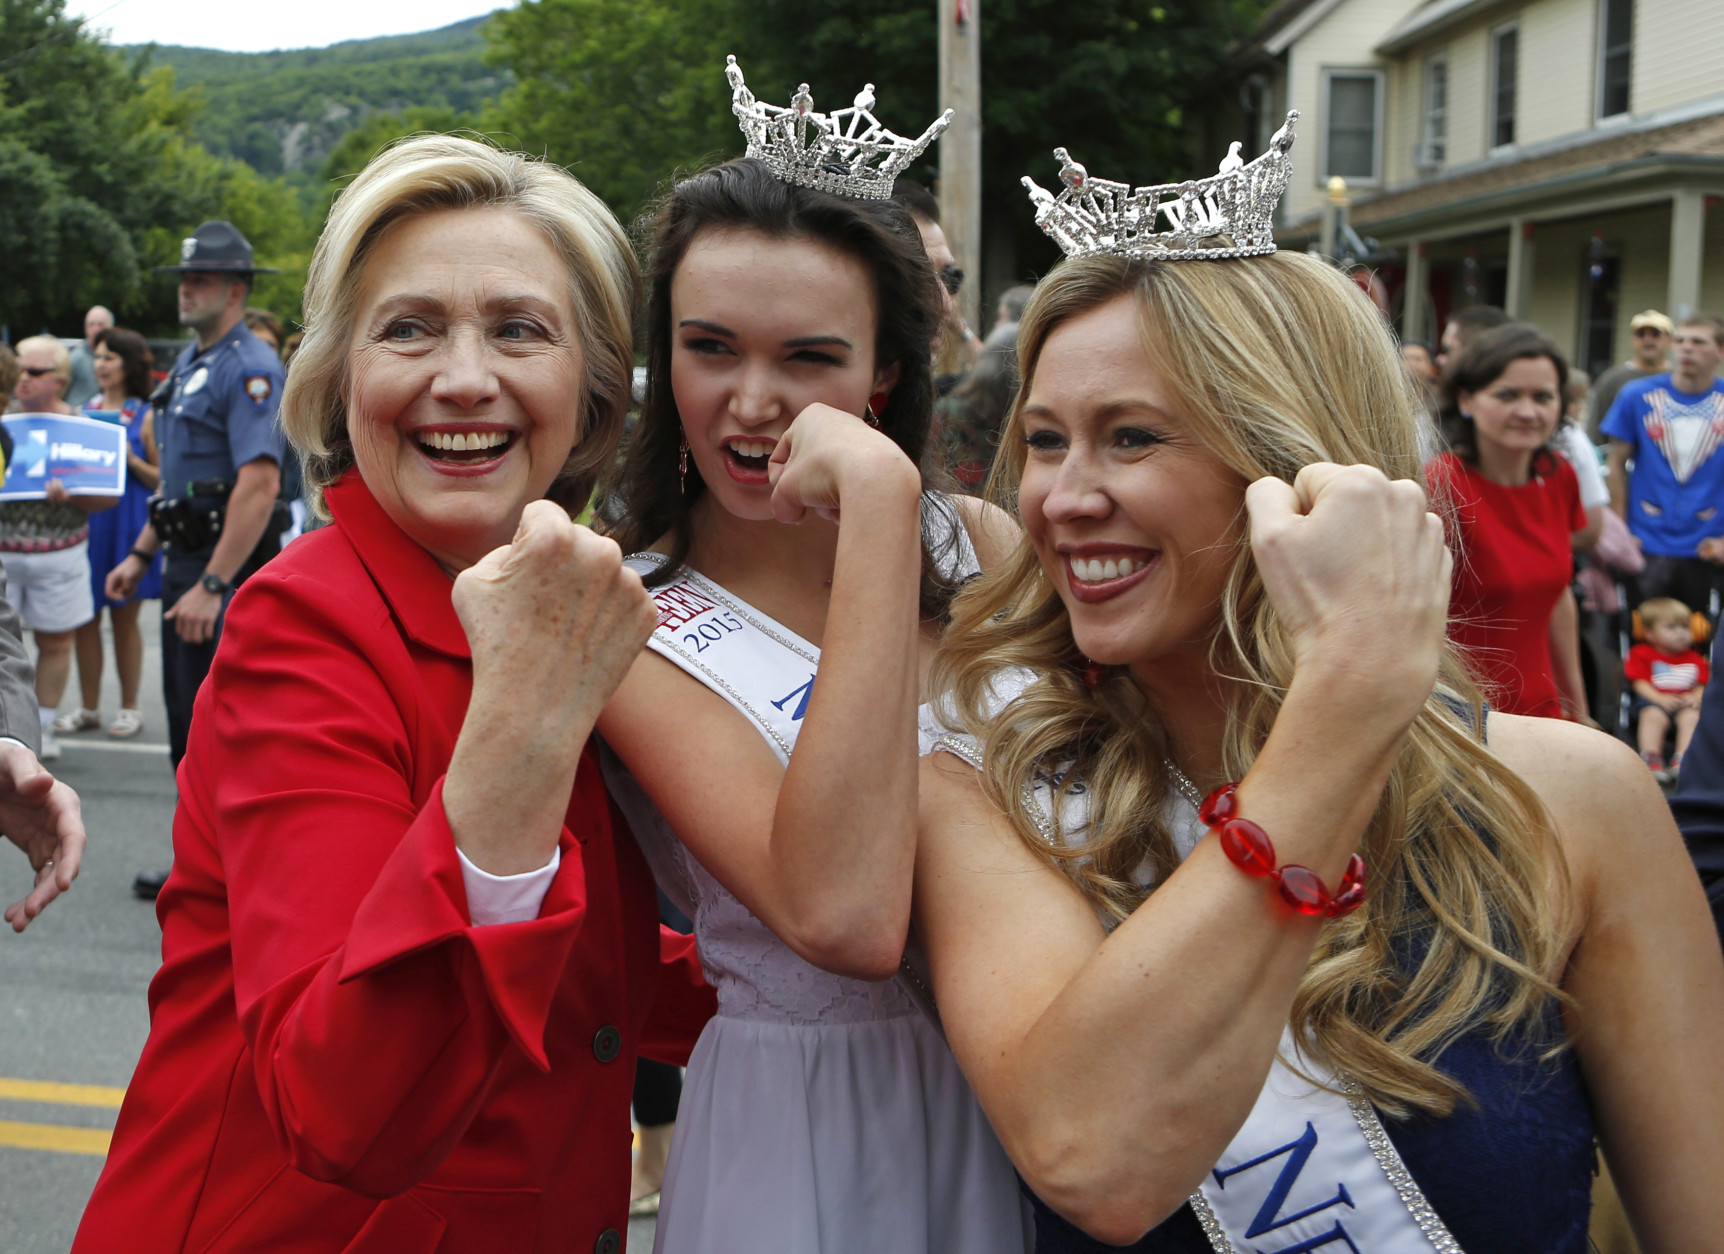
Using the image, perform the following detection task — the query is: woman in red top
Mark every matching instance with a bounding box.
[72,136,714,1254]
[1428,324,1589,719]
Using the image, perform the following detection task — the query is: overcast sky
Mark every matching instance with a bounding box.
[67,0,504,53]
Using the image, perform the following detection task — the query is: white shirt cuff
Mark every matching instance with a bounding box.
[0,737,30,751]
[457,846,561,926]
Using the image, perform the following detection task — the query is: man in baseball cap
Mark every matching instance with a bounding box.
[1587,309,1673,441]
[121,222,287,898]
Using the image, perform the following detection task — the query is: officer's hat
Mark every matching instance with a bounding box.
[154,221,280,275]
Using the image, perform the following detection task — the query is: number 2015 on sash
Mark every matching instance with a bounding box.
[683,612,745,653]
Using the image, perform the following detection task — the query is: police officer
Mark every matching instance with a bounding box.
[106,222,287,899]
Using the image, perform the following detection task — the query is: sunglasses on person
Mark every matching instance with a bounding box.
[21,366,59,377]
[938,266,965,297]
[1634,327,1667,338]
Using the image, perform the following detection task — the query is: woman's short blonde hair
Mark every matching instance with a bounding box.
[15,335,71,389]
[280,133,639,516]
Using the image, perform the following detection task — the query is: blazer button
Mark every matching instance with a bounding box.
[592,1025,622,1063]
[594,1228,620,1254]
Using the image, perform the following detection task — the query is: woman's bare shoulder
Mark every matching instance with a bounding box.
[948,493,1020,571]
[1485,713,1652,803]
[1483,711,1673,872]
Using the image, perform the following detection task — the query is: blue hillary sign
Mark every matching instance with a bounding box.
[0,413,128,500]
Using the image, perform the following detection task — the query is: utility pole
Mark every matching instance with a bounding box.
[938,0,982,332]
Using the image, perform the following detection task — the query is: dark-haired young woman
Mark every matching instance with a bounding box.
[66,327,160,738]
[1428,323,1588,720]
[595,150,1028,1252]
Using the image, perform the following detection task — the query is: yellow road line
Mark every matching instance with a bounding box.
[0,1078,126,1107]
[0,1120,111,1156]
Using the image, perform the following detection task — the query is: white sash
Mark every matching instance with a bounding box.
[1191,1034,1462,1254]
[625,552,817,765]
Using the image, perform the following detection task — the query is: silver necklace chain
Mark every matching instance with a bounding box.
[1163,759,1205,811]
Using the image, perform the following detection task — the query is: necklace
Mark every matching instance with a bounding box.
[1163,759,1204,811]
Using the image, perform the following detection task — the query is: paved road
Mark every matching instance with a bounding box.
[0,610,659,1252]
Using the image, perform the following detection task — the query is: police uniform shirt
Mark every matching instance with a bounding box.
[159,322,286,508]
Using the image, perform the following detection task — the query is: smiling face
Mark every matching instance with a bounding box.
[1016,294,1248,675]
[345,205,584,572]
[92,342,123,395]
[669,227,895,521]
[1458,355,1562,462]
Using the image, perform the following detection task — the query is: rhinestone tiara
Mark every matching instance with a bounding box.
[1022,111,1299,261]
[726,54,953,201]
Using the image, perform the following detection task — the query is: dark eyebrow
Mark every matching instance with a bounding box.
[679,318,736,337]
[783,335,853,351]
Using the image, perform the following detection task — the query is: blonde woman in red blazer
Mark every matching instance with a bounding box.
[73,136,714,1254]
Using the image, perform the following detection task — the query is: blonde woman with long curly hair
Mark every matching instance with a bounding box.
[914,248,1724,1253]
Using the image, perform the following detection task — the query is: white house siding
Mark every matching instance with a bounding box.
[1282,0,1424,222]
[1517,0,1601,144]
[1633,0,1724,116]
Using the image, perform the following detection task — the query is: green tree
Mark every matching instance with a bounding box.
[313,105,481,222]
[0,0,313,336]
[481,0,743,225]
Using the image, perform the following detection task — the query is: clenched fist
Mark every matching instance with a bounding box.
[445,500,659,875]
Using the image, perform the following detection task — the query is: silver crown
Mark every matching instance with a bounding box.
[726,55,952,200]
[1022,112,1299,261]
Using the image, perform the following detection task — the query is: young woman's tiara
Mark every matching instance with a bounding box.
[1023,112,1299,261]
[726,55,952,201]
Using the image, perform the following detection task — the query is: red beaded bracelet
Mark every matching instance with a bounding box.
[1199,783,1367,918]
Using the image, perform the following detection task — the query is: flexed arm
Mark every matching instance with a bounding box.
[600,405,926,980]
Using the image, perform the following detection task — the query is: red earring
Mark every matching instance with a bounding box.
[864,391,890,429]
[1083,659,1104,689]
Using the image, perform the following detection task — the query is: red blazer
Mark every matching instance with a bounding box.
[74,472,714,1254]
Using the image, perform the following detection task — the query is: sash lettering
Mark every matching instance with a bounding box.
[1212,1121,1356,1249]
[772,675,816,721]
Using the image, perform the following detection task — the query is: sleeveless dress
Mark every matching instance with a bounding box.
[601,498,1032,1254]
[82,397,162,605]
[932,680,1596,1254]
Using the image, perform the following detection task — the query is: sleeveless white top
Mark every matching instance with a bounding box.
[602,496,1033,1254]
[930,669,1466,1254]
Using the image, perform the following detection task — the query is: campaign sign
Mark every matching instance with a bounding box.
[0,413,128,500]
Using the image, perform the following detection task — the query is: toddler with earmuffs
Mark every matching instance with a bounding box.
[1626,596,1710,780]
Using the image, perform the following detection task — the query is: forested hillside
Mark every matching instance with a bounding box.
[135,16,506,185]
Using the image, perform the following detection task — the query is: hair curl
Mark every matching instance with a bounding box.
[933,251,1572,1118]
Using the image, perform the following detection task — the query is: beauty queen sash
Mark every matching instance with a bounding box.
[1190,1037,1463,1254]
[931,720,1466,1254]
[623,552,818,765]
[623,495,979,765]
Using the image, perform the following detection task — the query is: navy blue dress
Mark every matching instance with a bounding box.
[82,397,162,606]
[1026,1004,1595,1253]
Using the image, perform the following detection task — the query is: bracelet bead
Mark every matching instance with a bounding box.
[1198,783,1367,919]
